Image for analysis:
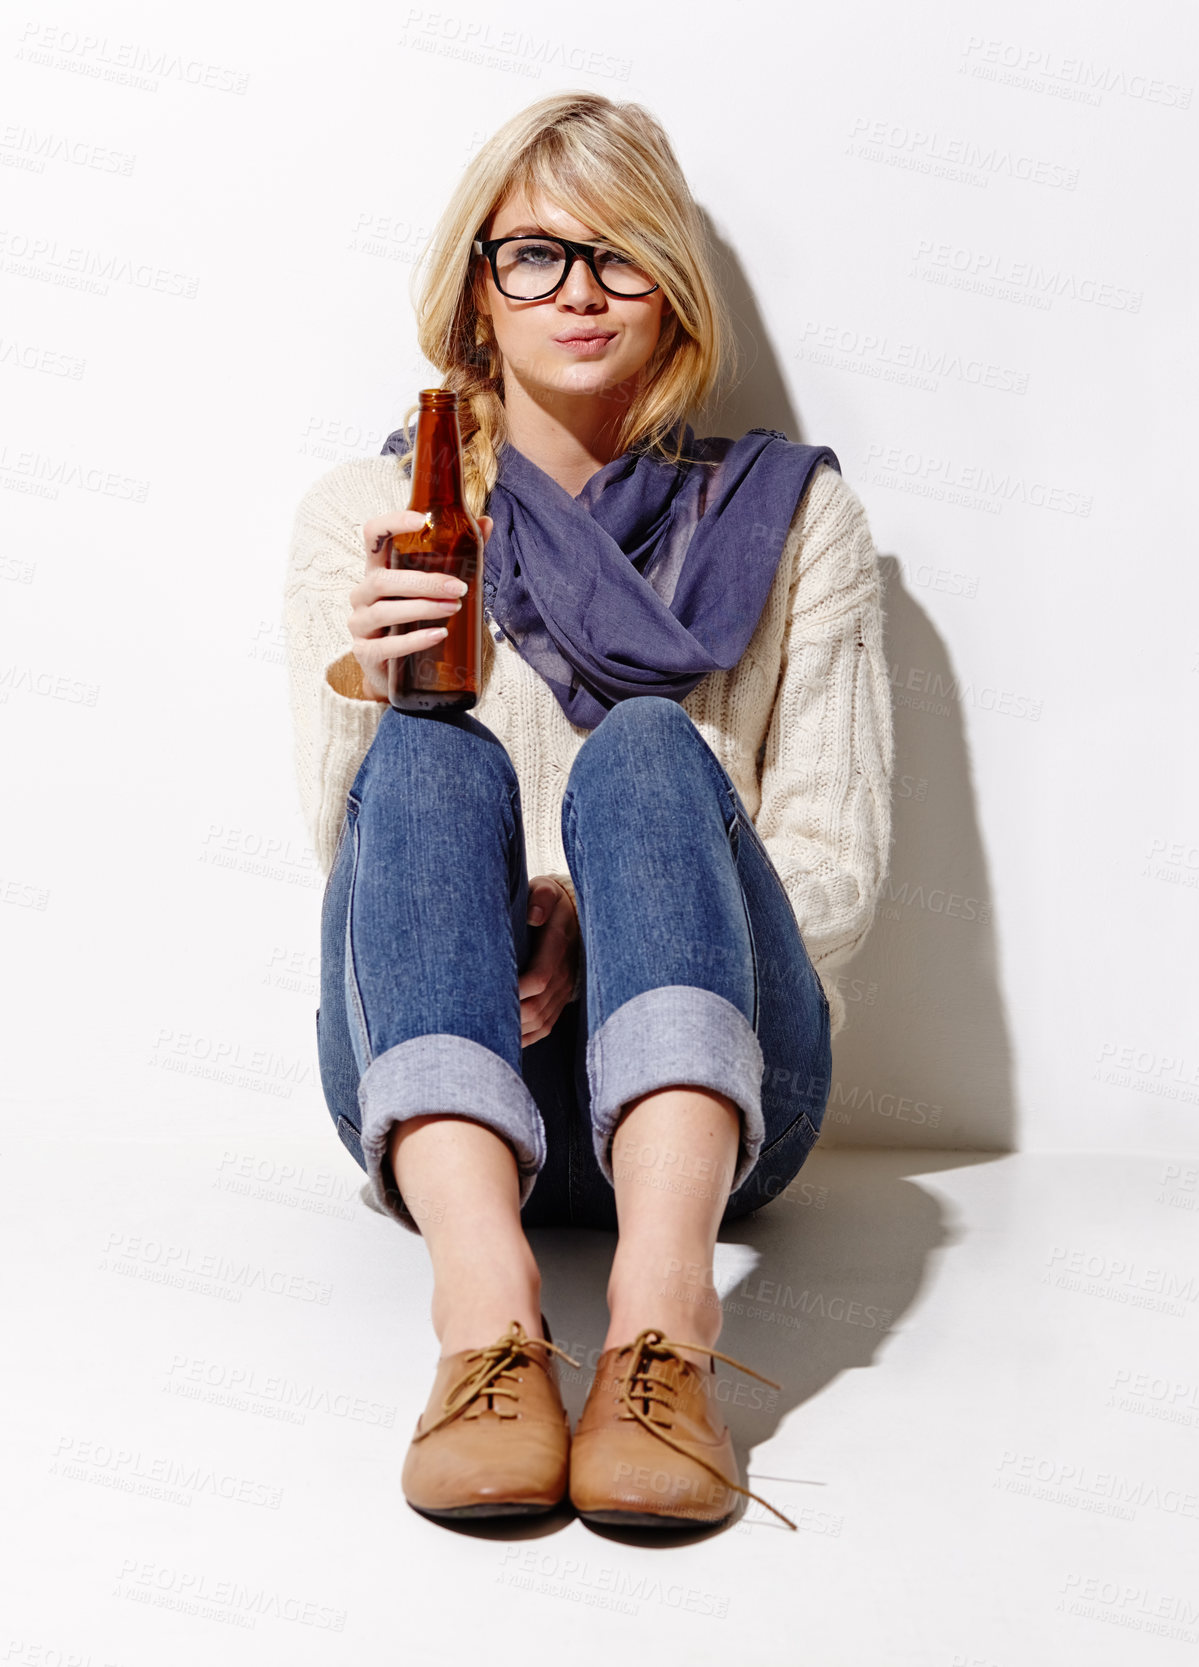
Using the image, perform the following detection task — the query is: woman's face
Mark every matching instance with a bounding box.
[475,186,670,407]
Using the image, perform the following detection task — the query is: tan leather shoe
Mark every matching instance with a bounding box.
[569,1327,796,1530]
[402,1316,580,1520]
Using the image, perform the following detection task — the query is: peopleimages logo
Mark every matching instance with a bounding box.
[959,35,1192,110]
[398,9,632,81]
[112,1559,346,1631]
[0,335,86,378]
[1094,1041,1199,1107]
[164,1353,397,1428]
[15,23,251,94]
[0,123,137,175]
[828,1080,943,1128]
[910,238,1142,313]
[995,1448,1199,1521]
[848,114,1079,190]
[1057,1573,1199,1644]
[0,443,149,501]
[794,317,1029,396]
[884,660,1042,724]
[0,229,200,298]
[863,441,1092,516]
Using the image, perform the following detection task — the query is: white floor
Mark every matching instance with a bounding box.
[5,1140,1197,1666]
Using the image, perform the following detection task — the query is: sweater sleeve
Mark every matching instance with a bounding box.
[753,464,894,1031]
[283,460,408,876]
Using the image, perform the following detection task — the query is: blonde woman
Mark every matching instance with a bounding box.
[284,91,893,1531]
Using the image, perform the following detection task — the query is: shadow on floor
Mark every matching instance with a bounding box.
[429,1147,1004,1543]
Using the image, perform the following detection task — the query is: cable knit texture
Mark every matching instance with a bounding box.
[283,454,894,1038]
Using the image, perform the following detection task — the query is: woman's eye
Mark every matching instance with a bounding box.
[514,243,559,265]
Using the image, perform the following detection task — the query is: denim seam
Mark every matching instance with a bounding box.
[335,1114,364,1166]
[329,809,350,871]
[730,787,828,1019]
[561,787,588,1014]
[726,788,761,1033]
[749,1010,832,1171]
[756,1105,820,1160]
[585,984,766,1195]
[562,784,583,1227]
[501,774,520,901]
[564,793,583,1224]
[738,800,817,949]
[343,814,372,1076]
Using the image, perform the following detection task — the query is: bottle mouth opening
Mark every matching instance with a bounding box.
[418,388,459,409]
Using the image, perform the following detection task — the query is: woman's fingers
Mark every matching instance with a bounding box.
[518,880,579,1044]
[526,874,561,927]
[350,503,493,699]
[351,510,491,623]
[360,509,494,561]
[360,509,429,564]
[356,591,464,631]
[518,938,558,1004]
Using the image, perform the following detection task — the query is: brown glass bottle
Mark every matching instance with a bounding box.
[385,389,483,712]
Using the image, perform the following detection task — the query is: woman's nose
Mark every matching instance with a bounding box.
[557,258,607,309]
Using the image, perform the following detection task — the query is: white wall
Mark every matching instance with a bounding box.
[3,0,1195,1158]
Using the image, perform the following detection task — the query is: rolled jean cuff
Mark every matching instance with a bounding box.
[357,1034,546,1233]
[585,985,766,1194]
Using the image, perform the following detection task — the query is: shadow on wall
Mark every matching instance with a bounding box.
[701,210,1016,1158]
[832,560,1016,1156]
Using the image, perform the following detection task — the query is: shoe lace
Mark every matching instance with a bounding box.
[412,1321,581,1441]
[616,1327,796,1531]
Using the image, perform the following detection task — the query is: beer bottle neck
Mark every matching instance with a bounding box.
[408,410,467,509]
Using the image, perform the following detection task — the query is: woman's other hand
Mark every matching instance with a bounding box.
[349,510,495,702]
[519,876,581,1046]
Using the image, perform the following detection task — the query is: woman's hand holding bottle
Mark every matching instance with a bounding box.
[349,510,495,703]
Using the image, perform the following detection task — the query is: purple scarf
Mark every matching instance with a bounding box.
[381,421,839,731]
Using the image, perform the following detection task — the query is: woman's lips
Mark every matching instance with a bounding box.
[553,333,616,356]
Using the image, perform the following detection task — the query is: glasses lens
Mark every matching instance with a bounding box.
[592,246,657,295]
[495,238,567,298]
[494,238,656,297]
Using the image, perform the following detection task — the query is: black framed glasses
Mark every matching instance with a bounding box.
[472,233,660,300]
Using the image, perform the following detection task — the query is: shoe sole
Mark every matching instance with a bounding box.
[575,1506,734,1529]
[409,1498,562,1520]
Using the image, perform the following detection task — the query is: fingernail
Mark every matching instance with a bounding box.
[445,578,468,596]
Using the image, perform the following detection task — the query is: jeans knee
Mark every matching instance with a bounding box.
[567,695,695,787]
[598,693,691,739]
[359,706,518,815]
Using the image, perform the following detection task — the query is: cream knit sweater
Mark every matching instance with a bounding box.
[283,453,894,1039]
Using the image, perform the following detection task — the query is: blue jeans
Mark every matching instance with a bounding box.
[316,695,831,1235]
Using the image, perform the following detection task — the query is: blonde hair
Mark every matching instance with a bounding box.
[395,92,738,519]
